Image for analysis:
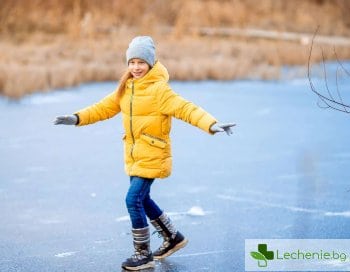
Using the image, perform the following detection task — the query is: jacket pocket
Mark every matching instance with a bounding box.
[140,133,166,149]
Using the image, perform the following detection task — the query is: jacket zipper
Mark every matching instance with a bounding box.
[129,81,136,166]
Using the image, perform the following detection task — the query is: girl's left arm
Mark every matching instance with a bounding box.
[157,83,217,134]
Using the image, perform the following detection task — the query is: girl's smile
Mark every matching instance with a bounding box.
[128,58,150,79]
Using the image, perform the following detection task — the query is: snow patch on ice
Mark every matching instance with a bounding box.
[324,211,350,218]
[115,215,129,222]
[288,206,318,213]
[115,206,208,222]
[55,251,77,258]
[186,206,206,216]
[90,193,97,198]
[168,206,208,218]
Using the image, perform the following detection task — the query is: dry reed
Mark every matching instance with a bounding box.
[1,0,350,98]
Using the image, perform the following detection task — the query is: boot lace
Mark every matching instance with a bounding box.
[152,230,174,253]
[157,237,171,252]
[130,249,148,261]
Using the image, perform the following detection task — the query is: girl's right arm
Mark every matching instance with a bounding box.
[54,90,121,126]
[75,90,121,126]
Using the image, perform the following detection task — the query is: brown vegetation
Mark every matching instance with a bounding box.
[1,0,350,98]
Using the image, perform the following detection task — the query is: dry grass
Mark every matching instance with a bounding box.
[2,0,350,37]
[1,0,350,98]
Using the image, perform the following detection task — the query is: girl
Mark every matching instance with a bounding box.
[54,36,235,271]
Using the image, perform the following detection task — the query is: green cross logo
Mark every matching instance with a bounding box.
[250,244,274,267]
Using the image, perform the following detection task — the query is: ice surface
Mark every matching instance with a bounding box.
[1,70,350,271]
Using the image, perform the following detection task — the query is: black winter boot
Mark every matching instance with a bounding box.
[121,227,155,271]
[151,213,188,260]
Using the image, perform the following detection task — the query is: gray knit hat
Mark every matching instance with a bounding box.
[126,36,156,67]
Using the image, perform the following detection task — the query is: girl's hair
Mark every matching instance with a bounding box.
[116,62,152,99]
[117,69,132,98]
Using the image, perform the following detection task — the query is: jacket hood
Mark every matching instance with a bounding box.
[127,61,169,88]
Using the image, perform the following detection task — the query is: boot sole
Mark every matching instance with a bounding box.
[122,261,155,271]
[154,239,188,260]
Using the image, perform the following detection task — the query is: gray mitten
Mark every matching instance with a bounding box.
[210,123,236,135]
[54,115,78,125]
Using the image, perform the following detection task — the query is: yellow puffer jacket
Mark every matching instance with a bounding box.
[76,61,217,178]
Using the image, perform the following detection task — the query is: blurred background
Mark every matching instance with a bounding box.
[1,2,350,271]
[1,0,350,98]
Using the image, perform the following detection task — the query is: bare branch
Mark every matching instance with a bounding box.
[307,27,350,114]
[336,67,349,113]
[334,47,350,77]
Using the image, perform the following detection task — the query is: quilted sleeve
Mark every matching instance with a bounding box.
[75,90,121,126]
[157,82,217,134]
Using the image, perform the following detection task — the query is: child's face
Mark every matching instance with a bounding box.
[128,58,150,79]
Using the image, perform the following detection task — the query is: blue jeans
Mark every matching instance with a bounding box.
[125,176,163,229]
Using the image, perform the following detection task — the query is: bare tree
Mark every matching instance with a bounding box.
[308,27,350,114]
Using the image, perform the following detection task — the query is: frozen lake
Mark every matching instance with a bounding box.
[1,67,350,271]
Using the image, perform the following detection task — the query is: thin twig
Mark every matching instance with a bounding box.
[335,67,349,113]
[334,47,350,77]
[307,27,350,114]
[321,49,335,103]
